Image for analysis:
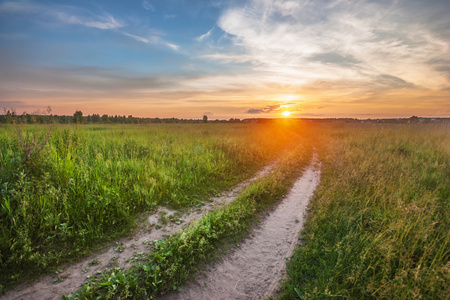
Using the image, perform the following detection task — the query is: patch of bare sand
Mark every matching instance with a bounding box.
[2,163,276,300]
[162,154,321,300]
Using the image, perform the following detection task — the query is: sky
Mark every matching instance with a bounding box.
[1,0,449,119]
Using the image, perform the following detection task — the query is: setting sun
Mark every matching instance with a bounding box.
[282,111,291,117]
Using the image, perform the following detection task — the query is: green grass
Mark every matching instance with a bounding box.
[0,123,294,290]
[281,124,450,299]
[2,122,448,298]
[64,137,312,299]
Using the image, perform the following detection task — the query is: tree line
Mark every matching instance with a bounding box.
[1,108,242,124]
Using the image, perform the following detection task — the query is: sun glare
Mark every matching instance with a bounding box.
[282,111,291,117]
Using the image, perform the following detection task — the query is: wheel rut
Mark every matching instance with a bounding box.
[2,162,277,300]
[162,153,321,300]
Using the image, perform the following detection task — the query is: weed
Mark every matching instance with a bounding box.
[113,242,125,253]
[108,257,119,268]
[159,211,169,225]
[88,259,101,266]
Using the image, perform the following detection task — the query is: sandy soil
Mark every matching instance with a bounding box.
[2,163,276,300]
[161,154,321,300]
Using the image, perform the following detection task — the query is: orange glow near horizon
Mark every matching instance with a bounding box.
[282,111,291,117]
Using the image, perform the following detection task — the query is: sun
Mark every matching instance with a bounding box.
[282,111,291,117]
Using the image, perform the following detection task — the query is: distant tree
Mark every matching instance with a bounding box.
[92,114,101,123]
[101,114,109,123]
[24,113,35,124]
[203,115,208,123]
[4,108,17,124]
[73,110,83,124]
[59,115,69,124]
[45,106,53,123]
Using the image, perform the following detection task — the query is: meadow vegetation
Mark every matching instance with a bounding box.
[0,123,294,290]
[281,124,450,299]
[1,121,448,299]
[66,139,312,299]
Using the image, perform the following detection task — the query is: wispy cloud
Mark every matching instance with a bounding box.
[0,1,179,50]
[213,0,450,91]
[245,103,301,114]
[0,1,124,29]
[53,11,123,29]
[142,1,155,12]
[195,27,214,42]
[165,42,180,51]
[120,31,179,51]
[120,31,155,44]
[163,14,177,20]
[202,53,253,64]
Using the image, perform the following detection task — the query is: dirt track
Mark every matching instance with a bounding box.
[162,154,321,299]
[3,163,277,300]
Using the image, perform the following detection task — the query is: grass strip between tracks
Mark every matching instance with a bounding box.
[65,143,312,299]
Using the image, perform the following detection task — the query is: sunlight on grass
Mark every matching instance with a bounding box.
[281,123,450,299]
[0,123,295,289]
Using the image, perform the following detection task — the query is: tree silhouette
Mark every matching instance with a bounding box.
[73,110,84,124]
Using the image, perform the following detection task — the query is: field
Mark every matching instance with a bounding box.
[0,122,449,299]
[281,123,450,299]
[0,123,299,288]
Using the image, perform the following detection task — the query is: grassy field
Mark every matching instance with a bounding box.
[1,122,448,299]
[281,123,450,299]
[0,123,296,290]
[67,138,312,299]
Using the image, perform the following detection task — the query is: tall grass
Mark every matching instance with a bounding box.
[0,123,293,289]
[281,124,450,299]
[66,136,312,299]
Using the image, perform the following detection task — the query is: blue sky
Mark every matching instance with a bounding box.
[1,0,449,118]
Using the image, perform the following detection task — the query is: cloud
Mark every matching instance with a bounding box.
[0,100,25,108]
[309,52,360,67]
[202,53,253,64]
[0,1,180,52]
[377,74,415,89]
[121,31,154,44]
[0,1,123,29]
[165,42,180,51]
[246,108,264,114]
[213,0,450,91]
[163,14,177,20]
[195,27,214,42]
[245,104,280,114]
[119,31,180,51]
[142,1,155,11]
[54,11,123,29]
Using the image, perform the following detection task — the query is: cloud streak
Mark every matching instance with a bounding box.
[195,27,214,42]
[54,11,123,29]
[0,1,124,29]
[120,31,179,50]
[0,1,179,50]
[142,1,155,11]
